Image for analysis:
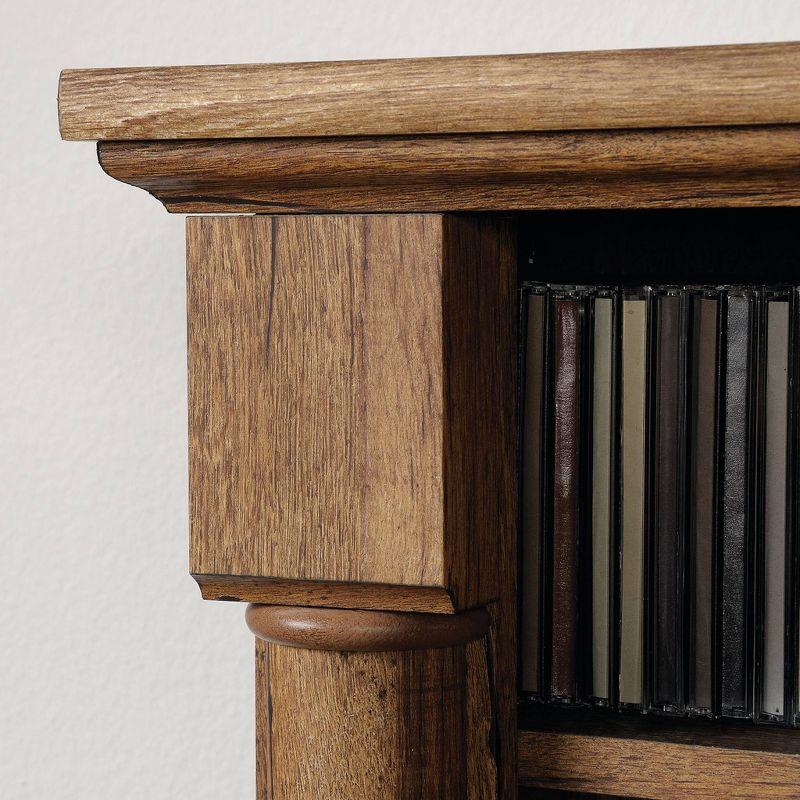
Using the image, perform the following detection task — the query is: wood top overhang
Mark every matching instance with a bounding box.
[59,42,800,212]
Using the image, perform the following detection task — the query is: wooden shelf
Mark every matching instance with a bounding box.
[518,706,800,799]
[58,42,800,142]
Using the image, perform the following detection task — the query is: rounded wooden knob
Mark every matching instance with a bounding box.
[246,603,490,652]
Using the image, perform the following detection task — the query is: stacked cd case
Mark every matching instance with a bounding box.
[519,283,799,725]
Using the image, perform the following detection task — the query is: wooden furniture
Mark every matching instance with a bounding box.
[59,42,800,799]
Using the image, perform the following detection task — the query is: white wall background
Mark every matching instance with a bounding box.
[2,1,799,797]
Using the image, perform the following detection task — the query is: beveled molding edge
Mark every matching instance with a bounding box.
[193,573,457,614]
[246,604,491,652]
[98,125,800,214]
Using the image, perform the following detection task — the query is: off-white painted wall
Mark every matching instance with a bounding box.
[2,1,799,797]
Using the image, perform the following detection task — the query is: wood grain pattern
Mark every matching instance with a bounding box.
[255,638,272,800]
[257,637,496,799]
[245,604,490,652]
[187,214,443,589]
[442,217,518,800]
[60,42,800,141]
[98,125,800,214]
[518,729,800,799]
[59,40,800,800]
[490,594,517,800]
[187,214,517,613]
[194,574,456,613]
[520,704,800,754]
[441,216,518,612]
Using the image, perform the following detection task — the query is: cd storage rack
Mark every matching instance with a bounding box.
[517,210,800,798]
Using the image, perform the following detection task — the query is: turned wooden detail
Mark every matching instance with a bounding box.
[246,604,491,652]
[251,605,497,799]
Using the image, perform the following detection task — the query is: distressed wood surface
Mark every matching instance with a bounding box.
[99,125,800,213]
[60,42,800,141]
[256,636,496,799]
[187,214,517,612]
[518,729,800,798]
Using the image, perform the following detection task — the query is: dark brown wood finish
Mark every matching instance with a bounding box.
[550,299,582,700]
[441,216,518,800]
[98,125,800,214]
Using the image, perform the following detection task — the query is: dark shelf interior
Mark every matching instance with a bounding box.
[518,208,800,286]
[514,206,800,776]
[519,788,637,800]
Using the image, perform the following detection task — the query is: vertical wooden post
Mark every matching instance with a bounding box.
[249,605,495,799]
[185,213,518,798]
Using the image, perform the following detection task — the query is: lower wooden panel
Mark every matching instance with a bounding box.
[518,730,800,799]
